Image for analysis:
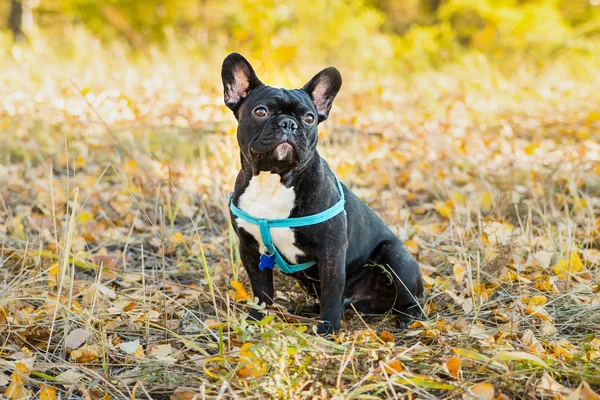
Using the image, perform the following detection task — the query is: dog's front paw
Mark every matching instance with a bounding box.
[316,320,340,335]
[395,303,424,329]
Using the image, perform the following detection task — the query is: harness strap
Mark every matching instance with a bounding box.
[229,177,345,274]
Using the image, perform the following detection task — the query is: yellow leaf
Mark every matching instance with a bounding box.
[444,357,461,380]
[230,280,249,302]
[453,264,465,284]
[524,143,539,155]
[237,343,266,378]
[4,362,31,399]
[452,192,466,203]
[467,382,494,400]
[48,262,60,275]
[586,111,600,125]
[435,200,453,218]
[134,345,145,359]
[404,240,418,254]
[528,295,547,306]
[123,159,140,175]
[553,252,585,280]
[70,344,102,363]
[3,382,28,399]
[39,384,57,400]
[480,192,493,212]
[171,232,186,246]
[77,211,95,225]
[382,359,403,374]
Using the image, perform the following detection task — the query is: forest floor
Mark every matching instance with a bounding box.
[1,45,600,399]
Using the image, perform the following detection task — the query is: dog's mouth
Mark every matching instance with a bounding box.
[272,142,294,160]
[250,140,297,161]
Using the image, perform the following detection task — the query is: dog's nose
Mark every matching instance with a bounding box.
[278,118,298,132]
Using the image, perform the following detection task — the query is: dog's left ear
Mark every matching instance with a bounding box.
[302,67,342,122]
[222,53,263,111]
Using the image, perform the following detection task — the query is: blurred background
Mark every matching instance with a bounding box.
[2,0,600,81]
[1,5,599,398]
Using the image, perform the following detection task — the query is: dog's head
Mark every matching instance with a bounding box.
[222,53,342,174]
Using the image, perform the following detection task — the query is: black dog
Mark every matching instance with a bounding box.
[222,53,423,334]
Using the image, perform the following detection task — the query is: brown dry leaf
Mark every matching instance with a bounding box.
[523,329,545,354]
[571,381,600,400]
[39,384,57,400]
[465,382,494,400]
[123,301,137,312]
[443,357,461,380]
[230,280,249,302]
[0,373,9,387]
[70,344,102,363]
[170,392,198,400]
[65,328,88,350]
[379,331,395,344]
[149,344,173,358]
[382,359,403,374]
[537,372,571,395]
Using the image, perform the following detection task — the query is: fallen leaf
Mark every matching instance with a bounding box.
[171,232,186,246]
[480,192,493,212]
[382,359,403,374]
[466,382,494,400]
[236,343,266,378]
[55,370,83,385]
[493,351,548,368]
[65,328,88,350]
[70,344,102,363]
[230,280,249,302]
[435,200,453,218]
[3,362,32,399]
[170,392,199,400]
[379,331,395,344]
[537,372,570,395]
[553,252,585,279]
[39,384,57,400]
[395,375,456,390]
[118,340,140,355]
[444,357,461,379]
[149,344,173,359]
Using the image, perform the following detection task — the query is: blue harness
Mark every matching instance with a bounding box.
[229,178,346,274]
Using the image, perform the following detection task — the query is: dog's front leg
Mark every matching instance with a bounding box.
[239,240,274,322]
[316,249,346,334]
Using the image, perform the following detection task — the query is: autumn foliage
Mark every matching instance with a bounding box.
[1,1,600,399]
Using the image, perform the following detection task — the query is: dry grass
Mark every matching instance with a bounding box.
[1,37,600,399]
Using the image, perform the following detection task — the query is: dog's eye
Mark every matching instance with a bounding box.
[253,107,268,118]
[304,113,315,124]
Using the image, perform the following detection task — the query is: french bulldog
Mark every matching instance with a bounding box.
[222,53,423,334]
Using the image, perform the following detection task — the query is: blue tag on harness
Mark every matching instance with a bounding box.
[259,253,276,270]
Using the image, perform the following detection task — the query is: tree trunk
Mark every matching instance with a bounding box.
[9,0,25,42]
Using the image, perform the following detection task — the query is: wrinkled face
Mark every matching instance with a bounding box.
[222,53,342,174]
[236,86,318,173]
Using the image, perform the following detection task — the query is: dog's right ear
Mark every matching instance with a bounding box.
[221,53,263,112]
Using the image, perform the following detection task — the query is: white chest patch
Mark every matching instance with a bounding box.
[236,172,305,263]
